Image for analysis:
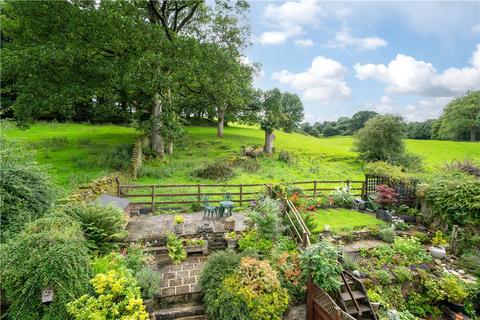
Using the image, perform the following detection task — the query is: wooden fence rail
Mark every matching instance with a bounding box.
[118,179,365,210]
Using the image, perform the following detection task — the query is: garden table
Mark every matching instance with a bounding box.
[219,200,234,217]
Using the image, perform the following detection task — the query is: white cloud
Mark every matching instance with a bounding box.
[327,29,387,51]
[294,39,314,47]
[354,44,480,96]
[472,24,480,33]
[272,56,351,102]
[363,96,451,122]
[259,0,322,46]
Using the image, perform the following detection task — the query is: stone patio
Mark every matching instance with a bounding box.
[159,255,206,297]
[126,212,247,242]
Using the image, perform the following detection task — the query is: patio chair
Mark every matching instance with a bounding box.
[202,195,217,218]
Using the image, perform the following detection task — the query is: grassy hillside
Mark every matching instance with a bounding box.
[3,122,140,192]
[3,122,479,193]
[137,125,480,185]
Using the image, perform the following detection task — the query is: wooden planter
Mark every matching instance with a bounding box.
[185,244,208,256]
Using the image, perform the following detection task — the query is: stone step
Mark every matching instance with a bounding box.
[153,303,205,320]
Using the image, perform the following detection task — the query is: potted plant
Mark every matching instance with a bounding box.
[374,185,398,221]
[184,238,208,255]
[223,216,235,231]
[367,289,382,313]
[429,230,447,259]
[440,274,469,313]
[173,215,184,235]
[225,231,237,249]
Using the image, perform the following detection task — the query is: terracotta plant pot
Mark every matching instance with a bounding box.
[430,245,446,259]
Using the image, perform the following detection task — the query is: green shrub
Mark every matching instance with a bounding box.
[378,226,396,243]
[61,202,128,254]
[67,269,149,319]
[330,188,354,208]
[0,137,56,238]
[412,231,429,244]
[374,269,393,285]
[220,257,289,320]
[167,233,186,264]
[440,274,469,304]
[200,250,241,319]
[300,240,342,293]
[392,237,431,266]
[91,252,126,275]
[135,266,161,299]
[103,143,133,171]
[354,115,406,163]
[460,251,480,277]
[424,171,480,227]
[238,230,273,256]
[246,197,283,240]
[193,160,234,180]
[393,152,424,172]
[392,266,413,283]
[0,214,91,320]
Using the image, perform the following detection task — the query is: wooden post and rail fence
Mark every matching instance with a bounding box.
[117,179,366,210]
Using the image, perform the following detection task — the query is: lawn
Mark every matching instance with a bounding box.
[2,122,140,193]
[304,208,385,233]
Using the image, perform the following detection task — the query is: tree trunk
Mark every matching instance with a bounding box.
[166,141,174,155]
[264,129,274,154]
[217,109,225,138]
[470,127,477,142]
[150,95,165,157]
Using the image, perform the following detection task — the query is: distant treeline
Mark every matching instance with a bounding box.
[298,91,480,142]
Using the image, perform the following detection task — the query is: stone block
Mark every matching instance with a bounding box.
[169,278,182,286]
[183,277,196,285]
[163,273,176,281]
[177,271,189,278]
[162,287,175,296]
[176,285,190,295]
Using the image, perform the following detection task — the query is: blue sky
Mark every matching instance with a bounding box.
[244,1,480,123]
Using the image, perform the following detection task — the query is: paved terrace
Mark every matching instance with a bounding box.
[126,212,247,242]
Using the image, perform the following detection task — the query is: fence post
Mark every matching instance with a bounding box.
[313,180,317,199]
[239,184,243,207]
[197,184,201,203]
[115,177,121,197]
[306,276,314,320]
[346,179,350,191]
[151,185,155,212]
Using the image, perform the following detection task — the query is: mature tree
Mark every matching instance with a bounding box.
[2,0,253,155]
[437,91,480,142]
[406,119,435,139]
[354,115,406,162]
[322,123,339,137]
[254,89,304,153]
[335,116,352,135]
[350,110,378,132]
[300,123,320,137]
[281,92,304,132]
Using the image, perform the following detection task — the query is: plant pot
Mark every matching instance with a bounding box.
[370,302,380,313]
[174,224,183,235]
[397,214,417,223]
[430,245,446,259]
[226,238,237,249]
[224,219,235,231]
[376,208,392,221]
[448,302,465,314]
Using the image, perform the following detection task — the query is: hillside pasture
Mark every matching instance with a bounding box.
[3,122,479,194]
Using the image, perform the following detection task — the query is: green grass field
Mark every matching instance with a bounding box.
[3,122,479,195]
[2,122,140,192]
[304,208,385,233]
